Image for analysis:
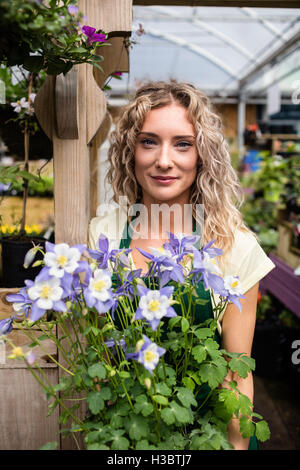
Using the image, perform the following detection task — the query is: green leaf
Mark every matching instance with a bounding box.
[87,363,106,379]
[239,416,255,438]
[111,436,130,450]
[125,415,149,440]
[218,389,239,416]
[176,387,197,408]
[182,377,195,391]
[181,317,189,333]
[37,334,49,341]
[153,395,169,406]
[228,354,255,379]
[155,382,172,396]
[198,362,227,388]
[194,328,213,339]
[134,395,153,417]
[161,407,176,425]
[238,393,253,416]
[171,401,192,424]
[87,443,109,450]
[39,441,58,450]
[255,420,270,442]
[168,316,181,329]
[118,370,130,379]
[99,387,112,401]
[192,345,206,363]
[91,326,101,336]
[86,391,104,415]
[136,440,157,450]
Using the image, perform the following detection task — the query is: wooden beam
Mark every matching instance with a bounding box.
[133,1,300,7]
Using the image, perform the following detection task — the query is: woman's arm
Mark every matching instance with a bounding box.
[221,281,259,450]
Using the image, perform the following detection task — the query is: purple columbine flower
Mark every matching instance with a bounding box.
[114,269,142,301]
[134,285,177,331]
[126,334,165,374]
[83,268,114,315]
[164,232,201,256]
[6,286,32,318]
[67,5,79,15]
[136,246,184,285]
[0,317,14,336]
[104,337,127,354]
[82,26,107,45]
[88,234,131,271]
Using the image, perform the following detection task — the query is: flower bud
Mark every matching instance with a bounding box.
[110,370,116,377]
[144,378,151,389]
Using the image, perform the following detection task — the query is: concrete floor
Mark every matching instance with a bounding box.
[253,374,300,450]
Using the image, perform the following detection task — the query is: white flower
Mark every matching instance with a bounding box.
[199,251,222,275]
[28,277,63,310]
[11,97,29,113]
[44,243,81,278]
[224,275,243,295]
[139,290,170,322]
[88,269,112,302]
[141,343,161,371]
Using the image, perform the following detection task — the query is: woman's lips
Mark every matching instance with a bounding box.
[151,176,178,184]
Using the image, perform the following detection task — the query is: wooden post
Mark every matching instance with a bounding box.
[35,0,132,245]
[34,0,132,450]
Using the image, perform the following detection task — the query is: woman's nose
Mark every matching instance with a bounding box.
[155,144,174,169]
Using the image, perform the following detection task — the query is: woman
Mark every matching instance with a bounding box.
[88,81,275,450]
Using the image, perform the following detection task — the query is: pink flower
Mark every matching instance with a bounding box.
[81,26,107,45]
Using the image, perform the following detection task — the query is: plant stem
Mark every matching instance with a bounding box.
[20,73,33,234]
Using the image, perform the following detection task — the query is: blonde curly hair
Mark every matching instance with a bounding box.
[106,80,249,256]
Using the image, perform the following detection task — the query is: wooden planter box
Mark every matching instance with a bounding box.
[277,221,300,270]
[0,288,59,450]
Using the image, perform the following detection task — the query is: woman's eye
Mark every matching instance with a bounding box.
[176,141,193,149]
[141,138,156,146]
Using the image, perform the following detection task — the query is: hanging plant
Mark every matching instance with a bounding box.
[0,0,108,75]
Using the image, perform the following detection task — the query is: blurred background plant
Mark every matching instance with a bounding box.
[240,150,300,253]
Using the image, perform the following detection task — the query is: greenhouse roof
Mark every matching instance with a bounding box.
[108,5,300,100]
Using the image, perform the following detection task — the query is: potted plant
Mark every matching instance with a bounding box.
[0,232,271,450]
[0,163,48,287]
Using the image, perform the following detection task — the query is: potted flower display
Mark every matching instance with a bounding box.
[1,233,270,450]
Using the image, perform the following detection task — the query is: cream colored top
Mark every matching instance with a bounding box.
[88,207,275,332]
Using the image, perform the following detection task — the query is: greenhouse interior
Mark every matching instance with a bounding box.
[0,0,300,452]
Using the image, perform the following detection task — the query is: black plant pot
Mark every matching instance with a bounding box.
[0,236,46,288]
[0,107,52,160]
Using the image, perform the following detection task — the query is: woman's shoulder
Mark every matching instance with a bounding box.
[230,227,258,254]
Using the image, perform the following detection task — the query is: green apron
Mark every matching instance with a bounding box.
[118,216,258,450]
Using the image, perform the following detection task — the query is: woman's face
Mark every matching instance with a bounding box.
[134,102,199,206]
